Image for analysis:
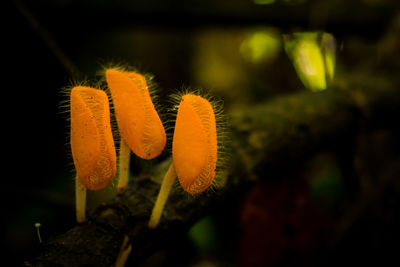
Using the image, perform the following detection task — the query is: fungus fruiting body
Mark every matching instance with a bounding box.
[106,69,166,159]
[148,93,219,229]
[70,86,117,222]
[173,94,218,194]
[34,223,42,243]
[106,68,166,194]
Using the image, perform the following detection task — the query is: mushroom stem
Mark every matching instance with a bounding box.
[148,163,176,229]
[75,176,87,223]
[34,223,42,243]
[115,235,132,267]
[117,138,131,194]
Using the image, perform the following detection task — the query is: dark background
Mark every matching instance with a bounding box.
[4,0,400,266]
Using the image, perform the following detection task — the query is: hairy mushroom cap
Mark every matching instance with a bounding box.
[173,94,217,194]
[106,69,166,159]
[70,86,117,190]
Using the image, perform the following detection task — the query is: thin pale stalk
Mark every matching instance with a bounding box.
[117,139,131,194]
[115,235,132,267]
[148,163,176,229]
[75,176,87,223]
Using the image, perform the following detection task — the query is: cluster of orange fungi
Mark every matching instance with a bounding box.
[69,68,219,229]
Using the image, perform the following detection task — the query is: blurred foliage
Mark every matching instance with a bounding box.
[284,32,336,91]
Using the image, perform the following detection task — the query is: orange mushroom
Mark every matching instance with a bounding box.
[106,68,166,194]
[148,93,219,229]
[173,94,218,194]
[70,86,117,222]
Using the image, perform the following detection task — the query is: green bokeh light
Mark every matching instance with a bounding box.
[188,216,219,255]
[240,29,281,64]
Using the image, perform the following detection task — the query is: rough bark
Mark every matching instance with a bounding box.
[23,73,400,266]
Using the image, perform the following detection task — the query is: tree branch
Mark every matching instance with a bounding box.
[23,73,400,266]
